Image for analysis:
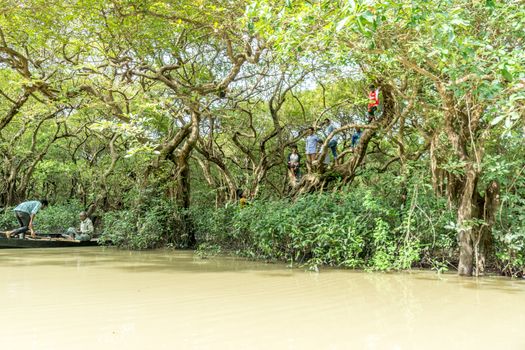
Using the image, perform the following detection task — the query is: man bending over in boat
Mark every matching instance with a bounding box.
[66,211,94,241]
[3,199,49,239]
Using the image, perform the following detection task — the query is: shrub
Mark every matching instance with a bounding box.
[493,183,525,277]
[194,187,455,270]
[36,201,84,233]
[0,208,17,230]
[99,199,181,249]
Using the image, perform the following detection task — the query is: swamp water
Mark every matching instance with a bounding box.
[0,248,524,350]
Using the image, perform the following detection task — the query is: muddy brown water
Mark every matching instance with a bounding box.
[0,248,524,350]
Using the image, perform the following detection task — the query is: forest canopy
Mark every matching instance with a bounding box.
[0,0,523,276]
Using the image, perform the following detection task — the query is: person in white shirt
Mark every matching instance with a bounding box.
[287,144,301,183]
[70,211,94,241]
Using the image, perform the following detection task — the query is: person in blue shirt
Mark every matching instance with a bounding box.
[305,127,322,172]
[4,199,49,239]
[323,118,338,161]
[351,128,363,151]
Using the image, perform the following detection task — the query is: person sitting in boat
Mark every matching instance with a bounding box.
[67,211,94,241]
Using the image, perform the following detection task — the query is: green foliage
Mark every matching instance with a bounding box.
[493,173,525,277]
[100,209,164,250]
[194,185,455,271]
[0,208,17,231]
[36,202,84,233]
[195,243,222,258]
[0,0,523,278]
[429,258,449,274]
[99,198,183,250]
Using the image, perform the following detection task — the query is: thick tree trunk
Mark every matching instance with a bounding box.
[176,165,191,210]
[476,180,500,275]
[171,110,200,247]
[430,133,444,196]
[175,164,196,247]
[5,177,23,206]
[457,164,478,276]
[457,224,474,276]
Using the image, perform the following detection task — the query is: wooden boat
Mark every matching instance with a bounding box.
[0,235,99,249]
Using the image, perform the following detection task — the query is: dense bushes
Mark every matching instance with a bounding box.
[0,208,17,230]
[190,179,525,275]
[98,198,190,250]
[100,208,174,250]
[493,175,525,277]
[192,189,457,271]
[37,202,84,233]
[2,181,522,277]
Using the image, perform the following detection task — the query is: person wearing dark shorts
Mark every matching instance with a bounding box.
[351,128,363,151]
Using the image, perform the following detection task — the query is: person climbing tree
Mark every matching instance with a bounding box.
[287,145,301,183]
[323,118,338,162]
[350,128,362,152]
[305,127,322,173]
[368,84,380,122]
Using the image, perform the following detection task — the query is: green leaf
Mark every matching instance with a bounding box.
[336,16,351,32]
[361,11,374,24]
[500,68,513,81]
[490,114,506,126]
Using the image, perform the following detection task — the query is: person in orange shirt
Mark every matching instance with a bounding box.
[368,84,380,121]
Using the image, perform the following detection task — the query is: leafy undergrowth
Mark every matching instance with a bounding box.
[191,189,457,272]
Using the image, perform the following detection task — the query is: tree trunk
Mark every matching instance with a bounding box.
[476,180,500,275]
[175,163,196,247]
[176,164,191,210]
[430,133,444,196]
[457,164,478,276]
[6,178,22,206]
